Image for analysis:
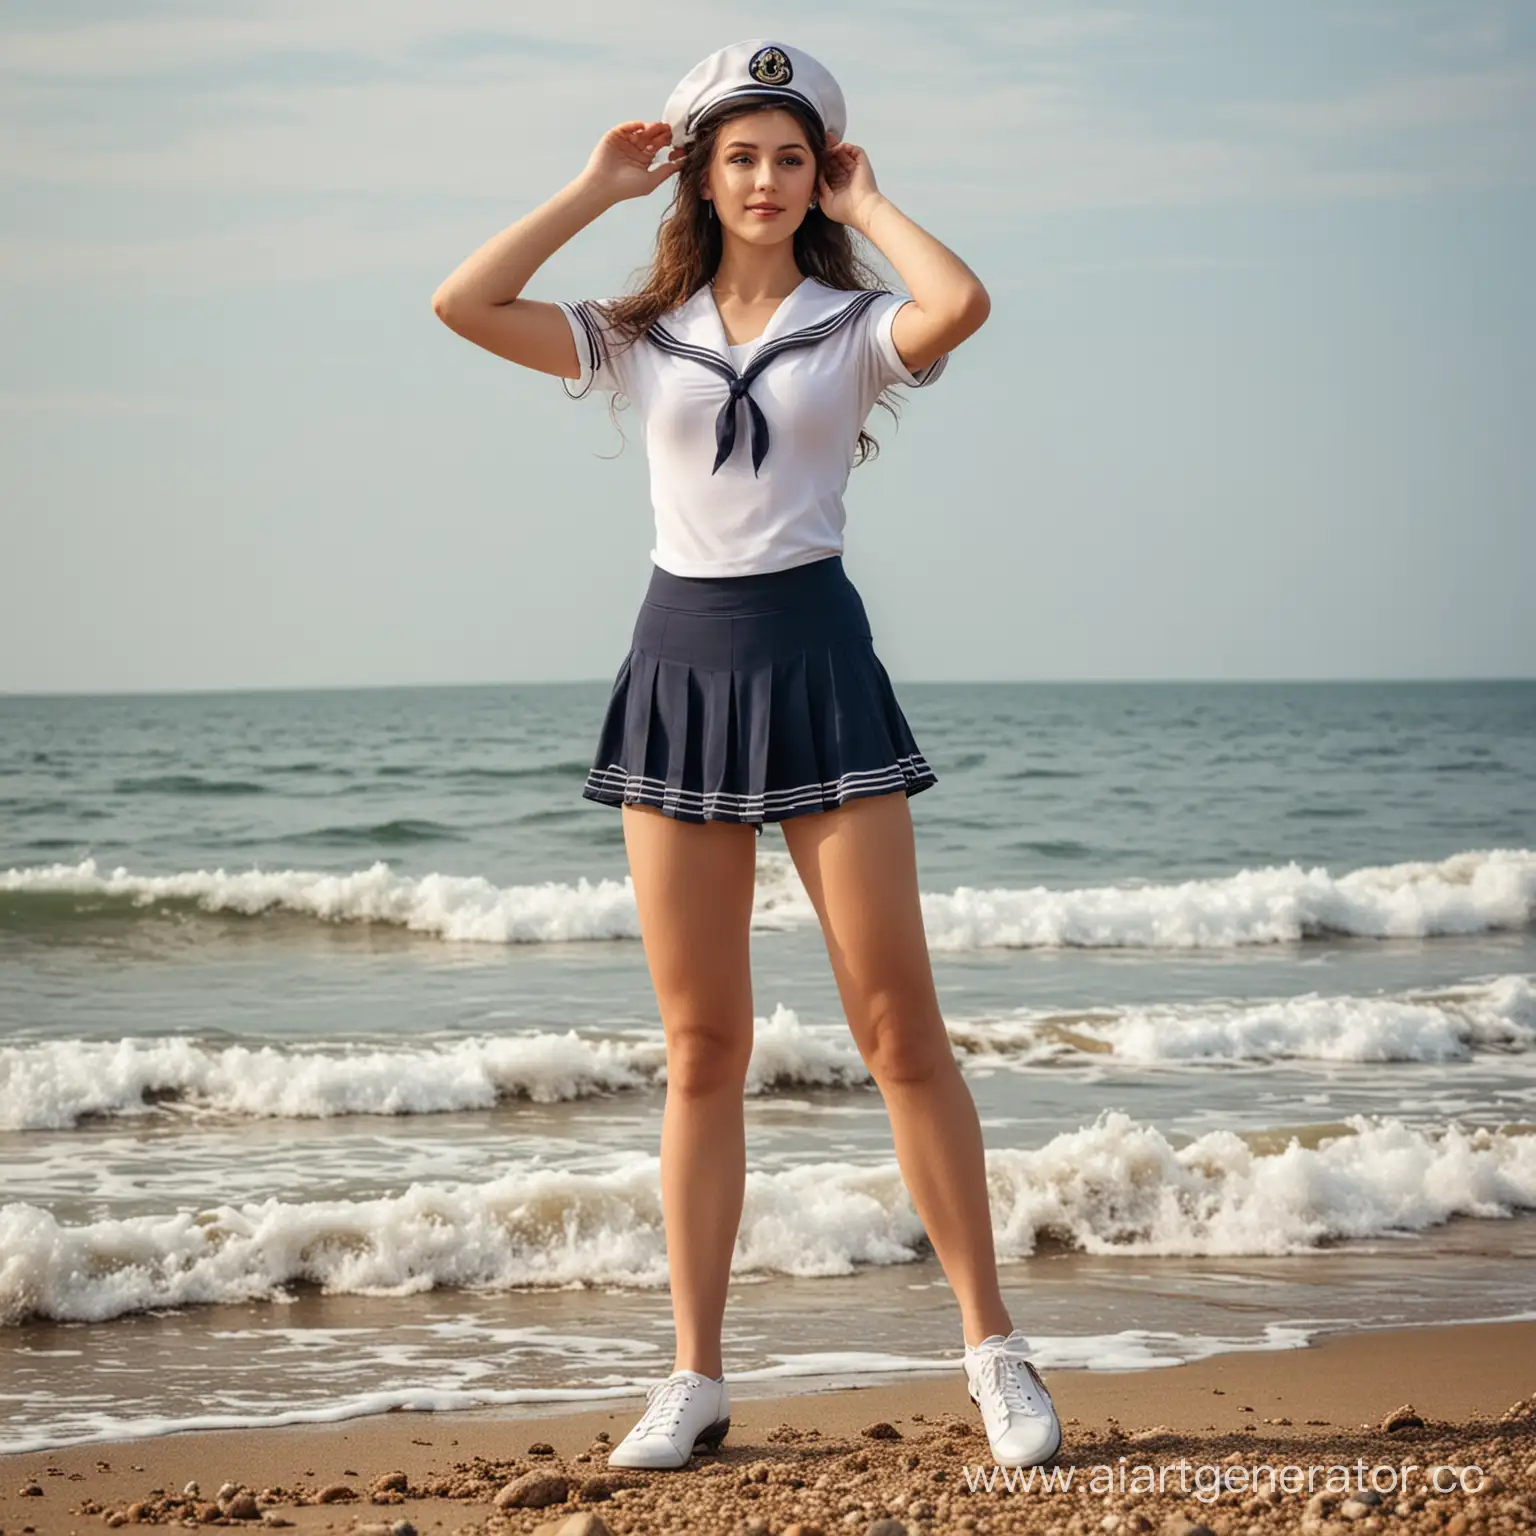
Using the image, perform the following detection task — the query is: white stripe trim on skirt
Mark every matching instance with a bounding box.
[584,753,935,818]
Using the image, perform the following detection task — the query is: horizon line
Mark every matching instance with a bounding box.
[3,674,1534,701]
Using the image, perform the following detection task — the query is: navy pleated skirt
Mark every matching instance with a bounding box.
[582,555,937,827]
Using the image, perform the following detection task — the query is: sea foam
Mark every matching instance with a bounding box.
[0,1005,868,1131]
[4,977,1530,1131]
[4,847,1531,949]
[955,973,1536,1065]
[3,1112,1532,1326]
[920,847,1536,950]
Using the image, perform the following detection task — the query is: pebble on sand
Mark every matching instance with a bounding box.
[371,1470,410,1495]
[493,1470,572,1509]
[528,1514,613,1536]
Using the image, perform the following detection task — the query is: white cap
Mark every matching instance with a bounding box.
[662,39,847,148]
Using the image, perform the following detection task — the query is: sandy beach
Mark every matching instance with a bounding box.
[3,1319,1533,1536]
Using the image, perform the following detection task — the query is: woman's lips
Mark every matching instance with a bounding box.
[746,206,783,217]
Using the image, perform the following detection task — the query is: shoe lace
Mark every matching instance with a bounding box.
[980,1346,1046,1418]
[634,1373,697,1436]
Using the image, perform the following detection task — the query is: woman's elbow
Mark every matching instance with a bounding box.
[958,281,991,334]
[929,283,989,354]
[432,287,484,340]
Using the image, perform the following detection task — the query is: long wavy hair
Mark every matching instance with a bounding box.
[598,95,898,465]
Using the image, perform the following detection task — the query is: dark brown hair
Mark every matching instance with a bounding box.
[599,95,898,465]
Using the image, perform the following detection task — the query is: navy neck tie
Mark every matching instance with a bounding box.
[647,288,887,476]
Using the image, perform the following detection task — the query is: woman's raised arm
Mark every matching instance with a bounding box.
[816,135,989,377]
[431,122,681,376]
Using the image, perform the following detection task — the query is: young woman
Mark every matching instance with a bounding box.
[432,39,1061,1473]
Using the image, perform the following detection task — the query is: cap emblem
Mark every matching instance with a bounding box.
[748,46,793,86]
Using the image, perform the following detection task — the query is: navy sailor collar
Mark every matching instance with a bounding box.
[646,276,889,477]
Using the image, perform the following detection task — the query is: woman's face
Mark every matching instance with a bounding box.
[701,107,819,245]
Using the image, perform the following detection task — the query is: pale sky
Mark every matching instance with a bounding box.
[2,0,1532,693]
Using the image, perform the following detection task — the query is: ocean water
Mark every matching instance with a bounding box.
[2,679,1534,1454]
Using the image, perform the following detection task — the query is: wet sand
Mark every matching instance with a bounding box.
[3,1320,1533,1535]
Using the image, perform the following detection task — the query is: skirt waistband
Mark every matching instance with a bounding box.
[633,555,871,667]
[643,555,855,616]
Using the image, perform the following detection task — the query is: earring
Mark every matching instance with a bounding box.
[809,198,818,211]
[705,200,715,220]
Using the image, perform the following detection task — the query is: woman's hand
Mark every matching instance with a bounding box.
[816,132,884,229]
[580,121,684,204]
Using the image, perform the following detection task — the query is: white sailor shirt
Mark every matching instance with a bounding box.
[556,275,946,578]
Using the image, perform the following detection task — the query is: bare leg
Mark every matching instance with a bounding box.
[621,804,759,1378]
[780,792,1014,1346]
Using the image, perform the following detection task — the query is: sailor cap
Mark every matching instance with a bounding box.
[663,39,847,148]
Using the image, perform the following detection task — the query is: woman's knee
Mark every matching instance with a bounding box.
[854,992,953,1086]
[663,1015,753,1096]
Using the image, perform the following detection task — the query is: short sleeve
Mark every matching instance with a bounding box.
[868,293,948,391]
[556,298,634,400]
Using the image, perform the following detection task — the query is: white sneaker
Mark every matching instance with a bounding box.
[963,1329,1062,1467]
[606,1368,731,1470]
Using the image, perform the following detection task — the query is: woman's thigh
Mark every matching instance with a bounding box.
[621,805,759,1086]
[779,792,947,1073]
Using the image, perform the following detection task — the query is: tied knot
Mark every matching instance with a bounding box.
[639,288,888,478]
[712,369,770,477]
